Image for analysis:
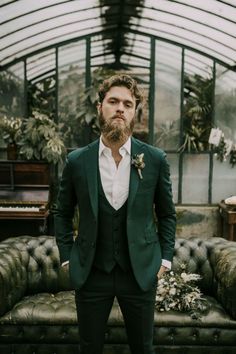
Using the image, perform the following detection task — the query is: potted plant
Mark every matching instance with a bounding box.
[18,111,66,164]
[0,115,22,159]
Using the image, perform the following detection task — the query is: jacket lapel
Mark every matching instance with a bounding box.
[127,137,144,211]
[85,139,99,219]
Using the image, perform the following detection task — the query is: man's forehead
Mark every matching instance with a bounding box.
[105,86,135,101]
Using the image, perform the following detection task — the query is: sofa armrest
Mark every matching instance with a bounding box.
[0,245,28,317]
[211,240,236,320]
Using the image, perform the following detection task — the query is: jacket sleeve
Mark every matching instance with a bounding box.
[54,157,77,264]
[154,152,176,262]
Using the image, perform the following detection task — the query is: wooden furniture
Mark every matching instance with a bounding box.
[0,160,51,241]
[218,201,236,241]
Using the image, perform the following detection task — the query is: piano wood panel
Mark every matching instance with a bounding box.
[0,160,51,241]
[0,160,50,187]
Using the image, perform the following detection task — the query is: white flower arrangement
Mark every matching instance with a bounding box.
[155,265,208,319]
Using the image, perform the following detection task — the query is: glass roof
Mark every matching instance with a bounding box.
[0,0,235,69]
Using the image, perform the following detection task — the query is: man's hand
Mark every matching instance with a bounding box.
[157,265,168,279]
[61,261,69,273]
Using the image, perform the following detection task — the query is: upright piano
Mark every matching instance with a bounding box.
[0,160,51,241]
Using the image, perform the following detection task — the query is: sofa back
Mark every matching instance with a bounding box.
[172,237,228,296]
[0,235,72,295]
[0,235,229,296]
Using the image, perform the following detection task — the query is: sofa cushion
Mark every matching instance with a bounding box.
[0,291,236,346]
[0,291,77,325]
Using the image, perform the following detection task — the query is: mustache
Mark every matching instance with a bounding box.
[112,114,125,120]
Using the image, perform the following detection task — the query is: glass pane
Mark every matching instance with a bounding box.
[181,50,213,153]
[215,64,236,142]
[121,55,149,67]
[212,157,236,203]
[121,33,151,66]
[26,49,55,82]
[170,0,236,22]
[132,70,150,144]
[182,154,209,204]
[167,153,179,204]
[91,55,115,66]
[141,1,236,65]
[1,20,104,67]
[26,50,56,119]
[154,41,181,150]
[0,61,24,118]
[58,40,86,148]
[0,62,24,156]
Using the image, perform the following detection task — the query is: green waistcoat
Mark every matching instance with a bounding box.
[93,173,131,272]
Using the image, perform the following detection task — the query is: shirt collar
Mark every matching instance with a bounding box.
[99,136,131,157]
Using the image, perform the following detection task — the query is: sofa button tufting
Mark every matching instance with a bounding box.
[1,235,236,351]
[62,329,68,338]
[213,332,220,341]
[46,248,52,256]
[104,330,110,340]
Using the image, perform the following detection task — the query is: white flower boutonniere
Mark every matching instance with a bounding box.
[131,153,145,179]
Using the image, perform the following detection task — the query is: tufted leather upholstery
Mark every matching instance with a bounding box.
[0,235,236,354]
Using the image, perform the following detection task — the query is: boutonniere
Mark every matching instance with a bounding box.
[131,153,145,179]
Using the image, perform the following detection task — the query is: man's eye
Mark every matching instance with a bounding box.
[125,103,133,108]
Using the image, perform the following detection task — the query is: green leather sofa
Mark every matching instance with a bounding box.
[0,235,236,354]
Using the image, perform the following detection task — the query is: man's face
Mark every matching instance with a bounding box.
[97,86,136,142]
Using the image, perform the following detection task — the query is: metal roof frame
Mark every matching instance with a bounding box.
[0,0,235,72]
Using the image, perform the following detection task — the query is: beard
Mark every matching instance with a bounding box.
[99,112,135,144]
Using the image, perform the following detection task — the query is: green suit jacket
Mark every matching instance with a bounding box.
[54,137,176,291]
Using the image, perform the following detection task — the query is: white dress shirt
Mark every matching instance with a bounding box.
[99,136,131,210]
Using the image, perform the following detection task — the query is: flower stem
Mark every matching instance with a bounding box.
[138,169,143,179]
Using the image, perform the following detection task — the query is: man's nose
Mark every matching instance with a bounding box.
[116,102,124,112]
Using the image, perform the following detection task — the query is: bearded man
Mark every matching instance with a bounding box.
[54,74,176,354]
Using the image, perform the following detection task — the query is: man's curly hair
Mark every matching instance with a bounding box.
[98,74,143,109]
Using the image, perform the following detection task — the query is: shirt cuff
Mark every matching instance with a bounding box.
[161,259,171,269]
[61,261,69,267]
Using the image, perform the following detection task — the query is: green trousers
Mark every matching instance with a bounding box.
[75,264,157,354]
